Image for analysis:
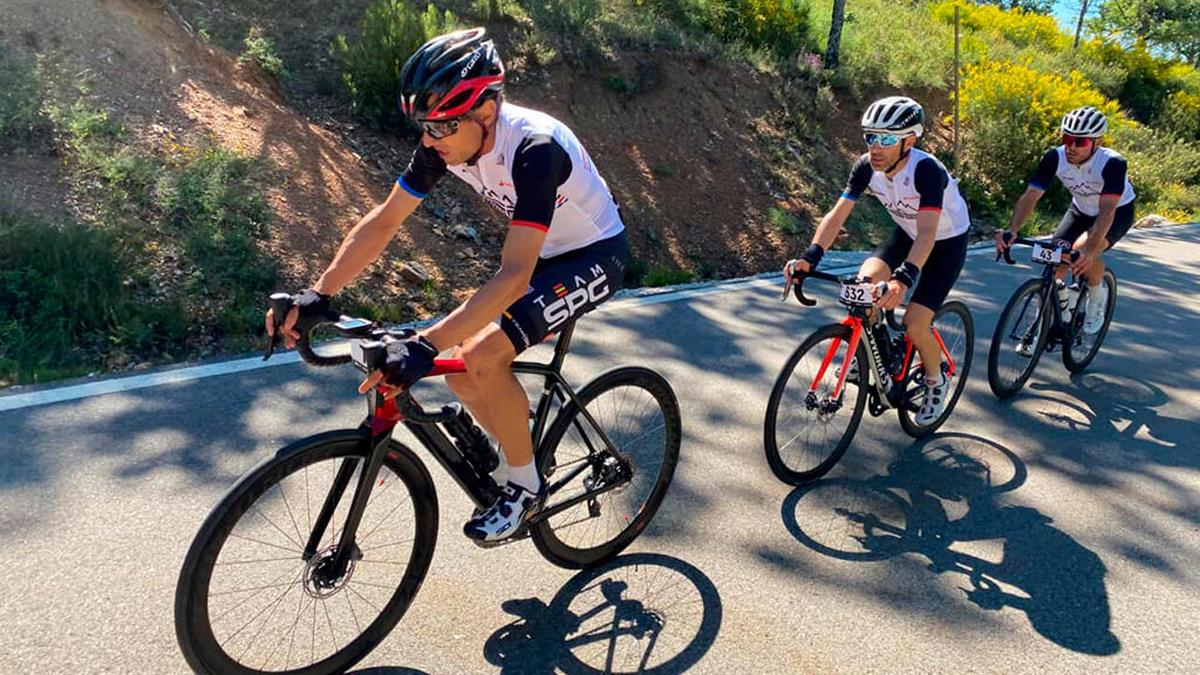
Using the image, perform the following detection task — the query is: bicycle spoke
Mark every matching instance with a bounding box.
[227,532,300,555]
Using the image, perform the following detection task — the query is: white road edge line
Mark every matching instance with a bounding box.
[2,223,1195,411]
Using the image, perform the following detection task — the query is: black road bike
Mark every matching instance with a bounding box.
[174,295,681,674]
[987,235,1117,399]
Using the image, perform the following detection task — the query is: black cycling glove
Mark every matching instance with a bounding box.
[382,336,439,388]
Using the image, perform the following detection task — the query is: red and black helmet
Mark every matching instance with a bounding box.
[398,27,505,121]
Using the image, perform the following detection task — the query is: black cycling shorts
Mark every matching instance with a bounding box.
[1053,201,1135,250]
[500,232,628,353]
[870,228,968,311]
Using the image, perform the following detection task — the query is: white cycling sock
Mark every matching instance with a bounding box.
[508,461,541,494]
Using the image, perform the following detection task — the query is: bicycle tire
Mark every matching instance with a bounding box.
[898,300,975,437]
[531,367,681,569]
[763,323,869,486]
[175,430,438,675]
[1063,269,1117,373]
[987,278,1051,399]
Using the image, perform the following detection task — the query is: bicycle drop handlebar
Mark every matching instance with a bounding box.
[995,233,1082,266]
[782,270,902,331]
[264,293,463,424]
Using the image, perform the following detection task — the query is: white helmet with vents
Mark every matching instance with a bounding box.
[1061,106,1108,137]
[862,96,925,137]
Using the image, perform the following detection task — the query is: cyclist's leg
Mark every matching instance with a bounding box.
[1053,204,1094,283]
[1075,200,1135,284]
[1076,201,1133,330]
[905,232,968,380]
[453,233,628,478]
[446,326,530,465]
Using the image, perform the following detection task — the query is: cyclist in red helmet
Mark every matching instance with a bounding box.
[269,28,628,542]
[996,106,1135,339]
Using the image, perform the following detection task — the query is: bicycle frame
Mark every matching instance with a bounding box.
[810,308,958,411]
[1002,249,1085,351]
[307,322,628,576]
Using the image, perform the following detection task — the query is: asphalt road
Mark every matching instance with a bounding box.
[2,225,1197,674]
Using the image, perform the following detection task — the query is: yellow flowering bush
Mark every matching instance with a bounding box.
[931,1,1069,51]
[957,60,1126,208]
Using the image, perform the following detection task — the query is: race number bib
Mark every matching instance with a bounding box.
[839,280,876,306]
[1031,243,1063,265]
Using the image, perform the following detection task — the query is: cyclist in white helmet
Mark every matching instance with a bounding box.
[785,96,971,425]
[997,106,1135,337]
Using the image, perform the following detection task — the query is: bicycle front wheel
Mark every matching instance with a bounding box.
[532,367,681,569]
[175,430,439,675]
[1063,269,1117,373]
[763,323,869,486]
[898,300,975,438]
[987,278,1051,399]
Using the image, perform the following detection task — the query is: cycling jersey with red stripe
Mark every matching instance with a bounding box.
[842,148,971,241]
[1028,146,1136,217]
[397,103,624,259]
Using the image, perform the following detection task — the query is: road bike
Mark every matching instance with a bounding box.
[174,295,681,674]
[987,235,1117,399]
[763,271,973,485]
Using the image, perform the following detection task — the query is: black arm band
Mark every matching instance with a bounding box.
[800,244,825,268]
[892,261,920,289]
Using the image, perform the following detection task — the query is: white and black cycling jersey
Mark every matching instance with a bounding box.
[1028,146,1136,217]
[841,148,971,241]
[398,103,624,259]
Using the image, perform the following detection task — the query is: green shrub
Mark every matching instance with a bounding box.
[0,210,187,384]
[334,0,460,128]
[810,0,952,91]
[642,265,695,286]
[155,145,279,338]
[1160,90,1200,141]
[1110,124,1200,223]
[642,0,812,58]
[769,205,800,234]
[240,26,286,78]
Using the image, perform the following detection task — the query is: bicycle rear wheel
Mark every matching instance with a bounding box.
[987,278,1051,399]
[898,300,975,437]
[763,323,869,486]
[1063,269,1117,373]
[532,367,681,569]
[175,430,438,675]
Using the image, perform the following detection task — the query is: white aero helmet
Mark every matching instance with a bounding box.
[1061,106,1108,137]
[862,96,925,137]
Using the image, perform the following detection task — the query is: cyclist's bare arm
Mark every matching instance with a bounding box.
[421,226,545,352]
[1006,186,1045,236]
[904,210,939,270]
[269,184,422,345]
[811,198,856,251]
[1088,194,1120,249]
[315,183,422,295]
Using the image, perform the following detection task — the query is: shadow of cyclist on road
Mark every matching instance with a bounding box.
[483,552,721,674]
[783,433,1119,656]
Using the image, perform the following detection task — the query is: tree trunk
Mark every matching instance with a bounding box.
[824,0,848,69]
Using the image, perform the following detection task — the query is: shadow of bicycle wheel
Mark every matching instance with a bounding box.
[483,552,722,674]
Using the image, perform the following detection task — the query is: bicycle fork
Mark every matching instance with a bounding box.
[303,393,401,585]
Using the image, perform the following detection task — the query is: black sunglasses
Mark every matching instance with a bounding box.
[420,118,463,140]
